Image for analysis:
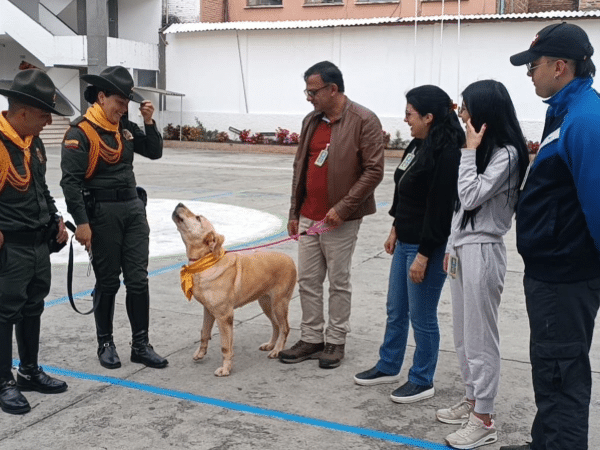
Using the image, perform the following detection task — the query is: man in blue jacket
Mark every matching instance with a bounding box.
[502,23,600,450]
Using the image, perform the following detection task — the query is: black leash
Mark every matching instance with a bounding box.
[65,221,99,315]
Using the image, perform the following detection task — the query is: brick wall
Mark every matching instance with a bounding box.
[579,0,600,9]
[202,0,225,22]
[527,0,578,11]
[165,0,200,23]
[503,0,529,14]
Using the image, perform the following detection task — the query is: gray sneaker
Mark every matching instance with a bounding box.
[445,413,498,449]
[436,397,474,424]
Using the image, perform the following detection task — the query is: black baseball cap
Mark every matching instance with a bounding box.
[510,22,594,66]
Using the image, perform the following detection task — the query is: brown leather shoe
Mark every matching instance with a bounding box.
[278,340,324,363]
[318,343,345,369]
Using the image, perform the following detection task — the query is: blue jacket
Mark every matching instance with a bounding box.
[516,77,600,282]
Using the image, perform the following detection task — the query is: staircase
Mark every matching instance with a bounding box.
[40,115,71,146]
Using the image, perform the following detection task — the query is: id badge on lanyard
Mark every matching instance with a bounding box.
[315,143,329,167]
[399,152,415,171]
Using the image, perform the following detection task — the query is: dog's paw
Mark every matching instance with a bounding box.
[259,342,275,352]
[267,349,280,359]
[214,366,230,377]
[193,347,207,360]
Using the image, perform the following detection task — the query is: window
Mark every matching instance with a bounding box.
[304,0,343,4]
[135,70,157,89]
[247,0,282,6]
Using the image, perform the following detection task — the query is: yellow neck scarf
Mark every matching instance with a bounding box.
[180,249,226,301]
[84,102,119,132]
[0,111,33,193]
[79,104,123,180]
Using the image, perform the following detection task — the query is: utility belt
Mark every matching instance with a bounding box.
[2,227,48,246]
[83,186,147,221]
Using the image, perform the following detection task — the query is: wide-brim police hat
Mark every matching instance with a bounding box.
[80,66,145,103]
[0,69,74,116]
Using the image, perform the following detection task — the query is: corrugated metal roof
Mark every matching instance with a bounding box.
[163,10,600,34]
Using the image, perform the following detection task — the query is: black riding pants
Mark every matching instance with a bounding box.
[90,197,149,295]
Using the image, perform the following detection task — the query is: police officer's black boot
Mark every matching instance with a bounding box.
[15,315,67,394]
[126,290,168,368]
[94,290,121,369]
[0,321,30,414]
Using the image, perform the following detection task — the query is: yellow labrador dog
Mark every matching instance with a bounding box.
[172,203,297,376]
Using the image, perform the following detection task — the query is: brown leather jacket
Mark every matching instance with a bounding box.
[289,98,384,222]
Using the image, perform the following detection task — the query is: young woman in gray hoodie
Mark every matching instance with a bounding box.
[437,80,530,449]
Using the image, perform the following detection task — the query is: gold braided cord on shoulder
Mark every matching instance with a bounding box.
[78,120,123,180]
[0,113,33,194]
[0,140,31,194]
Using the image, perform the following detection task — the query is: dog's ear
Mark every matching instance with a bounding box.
[204,231,225,256]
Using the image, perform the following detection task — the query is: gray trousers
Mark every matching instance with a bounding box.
[449,242,506,414]
[297,215,361,345]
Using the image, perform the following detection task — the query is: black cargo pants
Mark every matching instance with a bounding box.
[524,275,600,450]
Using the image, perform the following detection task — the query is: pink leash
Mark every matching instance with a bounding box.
[229,219,333,252]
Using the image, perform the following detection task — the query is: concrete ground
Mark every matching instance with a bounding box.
[2,145,598,450]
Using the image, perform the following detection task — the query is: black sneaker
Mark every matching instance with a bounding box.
[499,445,531,450]
[390,381,434,404]
[354,366,402,386]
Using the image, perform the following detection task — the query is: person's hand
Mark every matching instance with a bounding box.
[465,119,486,150]
[288,220,299,240]
[443,253,450,273]
[56,217,68,244]
[324,208,343,228]
[384,227,397,255]
[140,101,155,125]
[0,230,4,250]
[409,253,428,284]
[75,223,92,252]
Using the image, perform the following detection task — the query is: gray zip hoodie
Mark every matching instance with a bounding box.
[446,145,519,252]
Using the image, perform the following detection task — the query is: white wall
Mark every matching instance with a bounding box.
[107,37,158,70]
[166,0,200,23]
[119,0,162,45]
[163,19,600,141]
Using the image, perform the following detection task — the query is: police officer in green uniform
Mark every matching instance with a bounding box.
[0,69,72,415]
[60,66,167,370]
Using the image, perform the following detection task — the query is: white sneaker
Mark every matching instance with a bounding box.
[445,413,498,449]
[436,396,474,424]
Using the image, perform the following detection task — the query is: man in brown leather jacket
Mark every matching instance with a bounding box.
[279,61,384,369]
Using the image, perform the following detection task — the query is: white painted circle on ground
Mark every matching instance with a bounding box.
[51,199,284,264]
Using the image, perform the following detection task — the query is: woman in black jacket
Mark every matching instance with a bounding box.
[354,85,464,403]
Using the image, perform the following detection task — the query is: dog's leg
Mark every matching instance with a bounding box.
[258,295,278,353]
[214,314,234,377]
[194,306,215,360]
[268,290,293,358]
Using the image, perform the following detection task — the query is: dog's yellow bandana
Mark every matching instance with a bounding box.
[180,249,226,301]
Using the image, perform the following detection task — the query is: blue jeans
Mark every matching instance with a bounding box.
[376,240,447,386]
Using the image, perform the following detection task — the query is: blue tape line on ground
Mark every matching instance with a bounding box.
[13,360,449,449]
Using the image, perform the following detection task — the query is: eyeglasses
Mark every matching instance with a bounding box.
[526,59,562,76]
[304,84,330,98]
